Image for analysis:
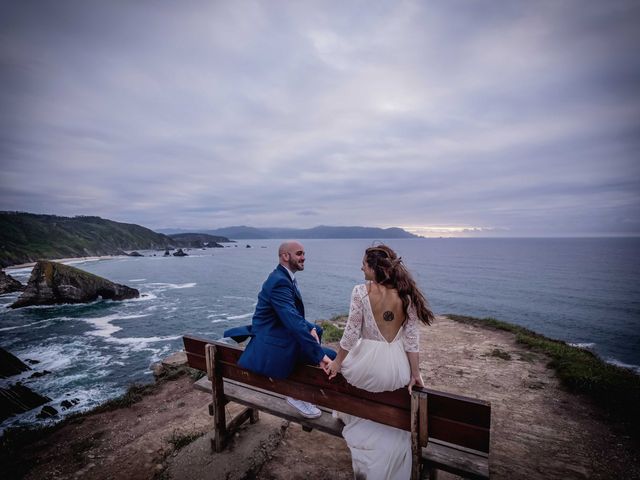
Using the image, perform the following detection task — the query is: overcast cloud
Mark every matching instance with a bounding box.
[1,0,639,236]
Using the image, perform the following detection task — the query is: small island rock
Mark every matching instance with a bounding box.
[0,347,31,378]
[10,261,139,309]
[0,269,25,294]
[36,405,58,419]
[127,251,144,257]
[172,248,188,257]
[0,383,51,422]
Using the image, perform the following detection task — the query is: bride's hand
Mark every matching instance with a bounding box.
[408,373,424,394]
[326,360,341,380]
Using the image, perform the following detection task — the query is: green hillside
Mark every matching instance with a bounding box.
[0,212,198,267]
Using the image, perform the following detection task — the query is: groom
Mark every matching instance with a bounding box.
[224,241,335,418]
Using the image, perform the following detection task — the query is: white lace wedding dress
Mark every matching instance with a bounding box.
[336,284,420,480]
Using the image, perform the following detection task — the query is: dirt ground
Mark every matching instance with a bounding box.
[5,315,640,479]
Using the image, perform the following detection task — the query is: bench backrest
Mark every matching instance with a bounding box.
[183,335,491,454]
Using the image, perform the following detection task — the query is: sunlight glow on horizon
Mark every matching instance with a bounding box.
[399,225,503,238]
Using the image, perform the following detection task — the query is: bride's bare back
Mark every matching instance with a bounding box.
[367,282,406,342]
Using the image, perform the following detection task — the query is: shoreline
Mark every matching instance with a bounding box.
[4,255,126,271]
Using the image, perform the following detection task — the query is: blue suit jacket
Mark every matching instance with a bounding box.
[223,264,326,379]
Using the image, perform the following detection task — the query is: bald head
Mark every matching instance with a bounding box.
[278,241,305,272]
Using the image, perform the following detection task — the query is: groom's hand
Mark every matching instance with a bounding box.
[319,355,332,372]
[310,327,320,343]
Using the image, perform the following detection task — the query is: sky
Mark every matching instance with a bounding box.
[1,0,639,237]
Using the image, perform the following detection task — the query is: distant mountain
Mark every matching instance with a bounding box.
[186,225,419,240]
[0,212,230,267]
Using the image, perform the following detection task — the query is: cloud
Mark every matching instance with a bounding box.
[0,0,639,235]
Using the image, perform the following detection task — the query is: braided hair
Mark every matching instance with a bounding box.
[364,244,434,325]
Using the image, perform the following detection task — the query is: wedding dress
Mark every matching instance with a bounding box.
[337,284,420,480]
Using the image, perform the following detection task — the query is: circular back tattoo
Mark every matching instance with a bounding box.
[383,311,395,322]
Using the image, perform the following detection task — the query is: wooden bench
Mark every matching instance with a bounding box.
[183,335,491,479]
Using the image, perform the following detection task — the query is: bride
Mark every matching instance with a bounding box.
[326,245,434,480]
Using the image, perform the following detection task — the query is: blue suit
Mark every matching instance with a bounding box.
[224,264,335,379]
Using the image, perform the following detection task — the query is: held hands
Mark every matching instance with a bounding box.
[325,359,342,380]
[319,355,332,371]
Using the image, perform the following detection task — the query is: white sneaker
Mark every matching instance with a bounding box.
[286,396,322,419]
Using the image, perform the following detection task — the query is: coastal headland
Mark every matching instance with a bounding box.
[1,315,638,480]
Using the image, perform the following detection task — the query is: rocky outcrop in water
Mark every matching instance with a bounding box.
[9,261,139,309]
[0,383,52,422]
[172,249,188,257]
[0,347,52,421]
[0,347,32,378]
[0,269,24,294]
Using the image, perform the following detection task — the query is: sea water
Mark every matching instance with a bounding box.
[1,237,638,431]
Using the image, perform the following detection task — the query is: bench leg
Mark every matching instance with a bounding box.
[206,344,227,452]
[250,408,259,424]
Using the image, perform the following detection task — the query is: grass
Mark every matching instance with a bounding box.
[318,320,345,343]
[445,314,640,440]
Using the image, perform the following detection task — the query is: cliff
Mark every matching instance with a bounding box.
[0,212,230,267]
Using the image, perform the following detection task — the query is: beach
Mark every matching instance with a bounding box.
[3,314,639,480]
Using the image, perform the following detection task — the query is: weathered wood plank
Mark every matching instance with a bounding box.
[207,345,227,452]
[411,393,421,480]
[419,392,429,448]
[223,380,345,436]
[422,440,489,480]
[219,362,411,430]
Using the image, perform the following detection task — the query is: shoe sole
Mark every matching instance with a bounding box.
[286,398,322,419]
[298,411,322,419]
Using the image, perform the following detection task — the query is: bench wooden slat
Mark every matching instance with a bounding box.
[429,416,491,453]
[422,440,489,479]
[219,361,411,430]
[213,339,413,410]
[224,379,345,436]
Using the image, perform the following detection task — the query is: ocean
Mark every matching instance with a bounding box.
[1,237,639,431]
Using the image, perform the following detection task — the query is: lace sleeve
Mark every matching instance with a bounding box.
[340,285,364,351]
[403,304,420,352]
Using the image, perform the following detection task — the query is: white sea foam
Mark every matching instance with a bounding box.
[147,282,197,290]
[129,278,146,282]
[105,334,181,351]
[14,342,82,372]
[211,319,228,324]
[148,344,174,364]
[606,358,640,374]
[127,292,157,302]
[0,316,71,332]
[223,295,255,301]
[227,312,252,320]
[569,342,596,349]
[83,313,150,338]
